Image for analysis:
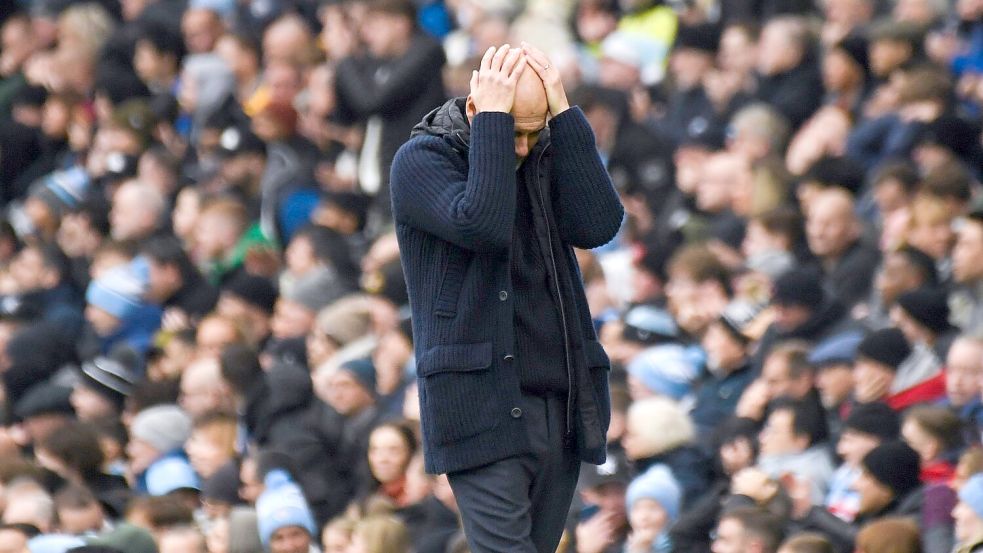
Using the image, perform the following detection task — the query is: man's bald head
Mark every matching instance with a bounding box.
[806,189,861,259]
[513,65,548,128]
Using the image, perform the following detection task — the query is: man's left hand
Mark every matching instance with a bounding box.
[521,42,569,116]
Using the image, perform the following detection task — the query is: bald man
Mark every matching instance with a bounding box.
[805,189,880,309]
[391,44,624,552]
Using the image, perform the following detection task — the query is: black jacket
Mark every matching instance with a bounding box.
[755,56,823,129]
[390,98,624,474]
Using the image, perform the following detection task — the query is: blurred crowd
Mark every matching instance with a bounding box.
[0,0,983,552]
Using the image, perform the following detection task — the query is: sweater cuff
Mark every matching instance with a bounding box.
[547,106,596,151]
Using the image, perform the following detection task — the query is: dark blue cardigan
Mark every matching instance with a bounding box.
[390,102,624,474]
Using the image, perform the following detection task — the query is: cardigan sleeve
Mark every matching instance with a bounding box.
[390,112,517,253]
[547,106,625,250]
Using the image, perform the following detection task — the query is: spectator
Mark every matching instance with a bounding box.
[754,17,823,129]
[755,397,835,503]
[854,517,923,553]
[138,235,219,324]
[184,411,237,480]
[711,506,785,553]
[952,473,983,552]
[159,524,208,553]
[951,209,983,334]
[901,406,964,484]
[256,469,317,553]
[624,464,680,553]
[778,533,836,553]
[350,514,410,553]
[127,404,198,496]
[941,336,983,437]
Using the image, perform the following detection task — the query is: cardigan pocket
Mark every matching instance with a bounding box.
[418,341,498,444]
[585,339,611,435]
[433,246,469,318]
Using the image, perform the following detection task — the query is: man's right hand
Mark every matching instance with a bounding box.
[469,44,526,114]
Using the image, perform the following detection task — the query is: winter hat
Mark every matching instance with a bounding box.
[255,469,316,547]
[80,356,136,411]
[13,383,73,420]
[86,523,158,553]
[144,456,200,495]
[896,287,953,333]
[856,328,911,371]
[833,34,869,77]
[622,305,678,344]
[316,295,374,347]
[958,473,983,520]
[861,441,921,498]
[719,299,769,343]
[28,534,86,553]
[801,155,866,197]
[221,273,278,315]
[202,460,241,505]
[771,268,824,308]
[627,344,699,400]
[284,266,349,313]
[85,265,146,321]
[217,126,266,157]
[190,0,235,18]
[130,404,192,453]
[30,166,91,217]
[674,23,719,53]
[808,331,864,367]
[745,250,796,281]
[338,358,377,395]
[625,464,683,522]
[843,402,900,441]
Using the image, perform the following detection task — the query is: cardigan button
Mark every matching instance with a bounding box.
[503,354,514,362]
[511,407,523,418]
[499,290,508,301]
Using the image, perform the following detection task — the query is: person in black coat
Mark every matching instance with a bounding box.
[334,0,446,226]
[754,16,823,129]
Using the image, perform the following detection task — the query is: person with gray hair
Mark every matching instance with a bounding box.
[727,103,791,163]
[2,478,56,533]
[108,180,167,242]
[754,16,823,129]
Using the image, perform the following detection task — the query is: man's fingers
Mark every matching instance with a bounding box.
[501,48,522,76]
[491,44,511,72]
[521,42,552,67]
[470,70,478,93]
[508,55,527,81]
[480,46,495,72]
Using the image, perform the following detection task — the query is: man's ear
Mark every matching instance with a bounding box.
[465,95,476,123]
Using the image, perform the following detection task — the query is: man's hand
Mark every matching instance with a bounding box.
[731,468,779,505]
[521,42,570,116]
[575,511,619,553]
[470,45,526,114]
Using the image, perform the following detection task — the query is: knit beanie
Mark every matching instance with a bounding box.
[30,166,91,217]
[130,404,192,453]
[626,344,698,400]
[622,305,678,344]
[857,328,911,371]
[771,268,824,308]
[719,299,768,343]
[222,273,278,315]
[86,523,158,553]
[625,464,682,522]
[862,441,921,498]
[255,469,316,547]
[144,456,200,496]
[284,265,348,313]
[959,473,983,520]
[896,287,952,333]
[833,34,869,76]
[85,265,146,321]
[339,358,377,395]
[843,402,900,441]
[80,356,136,411]
[13,383,73,420]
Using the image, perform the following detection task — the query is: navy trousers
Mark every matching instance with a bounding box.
[447,392,581,553]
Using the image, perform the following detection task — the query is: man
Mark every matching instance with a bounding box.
[390,42,623,552]
[825,402,899,522]
[179,357,234,418]
[941,335,983,439]
[754,16,823,129]
[335,0,446,225]
[711,506,784,553]
[138,236,218,324]
[865,245,937,329]
[805,189,880,310]
[755,397,835,503]
[951,208,983,333]
[952,473,983,552]
[109,180,167,243]
[159,525,207,553]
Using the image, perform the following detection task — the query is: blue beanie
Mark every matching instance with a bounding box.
[145,455,201,496]
[960,474,983,519]
[625,464,682,522]
[26,534,86,553]
[626,344,698,400]
[256,469,316,546]
[340,358,377,395]
[808,331,864,367]
[86,264,146,320]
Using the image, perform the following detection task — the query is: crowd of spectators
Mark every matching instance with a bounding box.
[0,0,983,551]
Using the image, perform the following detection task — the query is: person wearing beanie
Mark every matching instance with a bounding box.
[626,343,699,401]
[128,404,200,496]
[809,331,863,415]
[892,287,954,387]
[690,301,764,446]
[953,473,983,551]
[754,266,857,373]
[853,328,913,406]
[70,356,136,421]
[610,305,682,370]
[83,262,163,361]
[86,523,159,553]
[755,397,835,504]
[217,272,277,345]
[255,469,316,553]
[12,382,74,445]
[624,464,681,553]
[798,439,955,553]
[825,402,899,522]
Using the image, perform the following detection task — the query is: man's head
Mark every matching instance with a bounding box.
[109,180,165,242]
[770,269,824,332]
[855,441,921,514]
[810,331,863,409]
[806,188,860,261]
[361,0,417,59]
[954,214,983,285]
[8,243,67,293]
[836,402,899,467]
[876,246,937,307]
[326,359,377,416]
[758,397,823,457]
[54,484,104,535]
[179,356,233,418]
[757,17,810,76]
[182,8,224,55]
[256,470,315,553]
[761,342,814,400]
[140,236,197,303]
[853,328,911,403]
[466,56,548,164]
[697,153,745,214]
[712,507,784,553]
[946,336,983,408]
